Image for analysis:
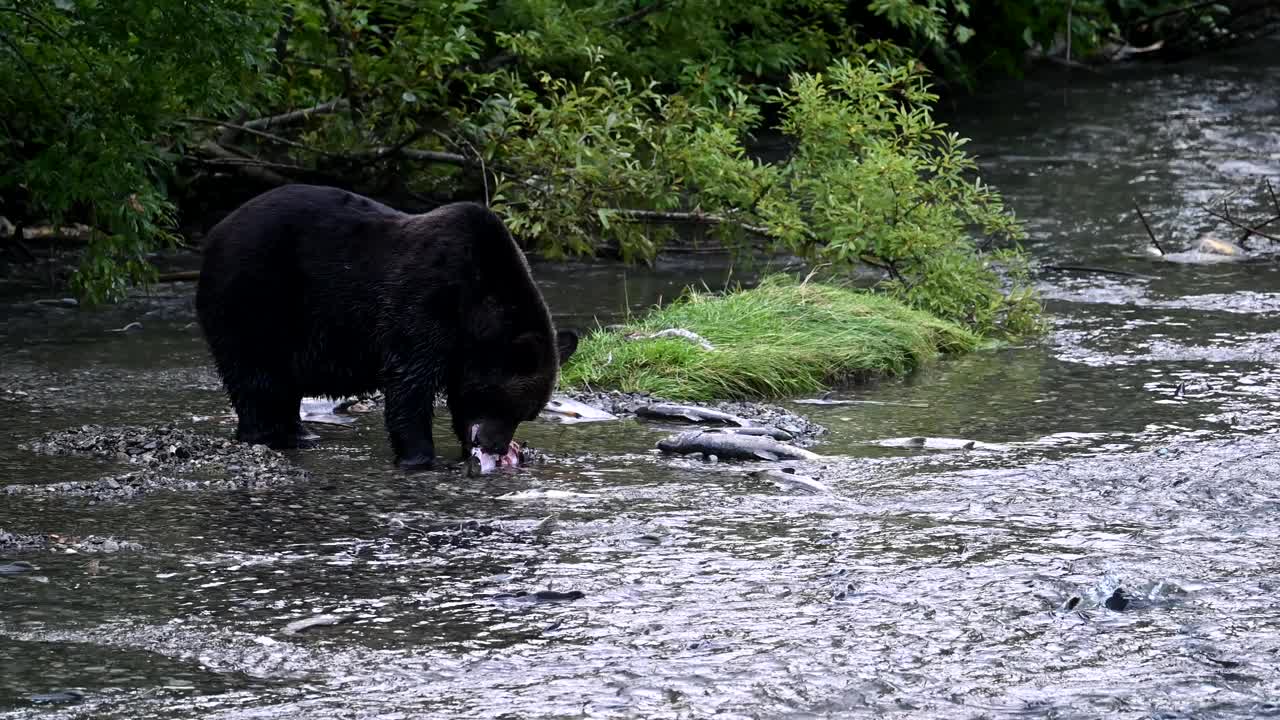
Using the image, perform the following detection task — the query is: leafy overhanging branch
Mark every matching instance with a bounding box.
[3,0,1048,335]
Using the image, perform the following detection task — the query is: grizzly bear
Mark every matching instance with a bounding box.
[195,184,578,468]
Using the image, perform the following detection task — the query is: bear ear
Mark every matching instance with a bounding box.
[556,329,579,366]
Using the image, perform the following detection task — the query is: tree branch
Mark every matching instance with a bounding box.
[184,117,344,158]
[0,31,55,105]
[243,99,348,131]
[1133,200,1165,254]
[372,147,476,167]
[194,142,293,185]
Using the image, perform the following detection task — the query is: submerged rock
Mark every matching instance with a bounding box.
[492,589,585,604]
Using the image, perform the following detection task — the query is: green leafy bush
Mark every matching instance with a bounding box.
[0,0,274,302]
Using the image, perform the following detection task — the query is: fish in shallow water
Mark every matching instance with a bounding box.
[748,468,832,494]
[636,403,753,426]
[703,426,794,441]
[657,430,821,462]
[869,436,1010,452]
[540,396,618,423]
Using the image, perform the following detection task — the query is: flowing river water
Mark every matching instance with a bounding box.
[3,39,1280,719]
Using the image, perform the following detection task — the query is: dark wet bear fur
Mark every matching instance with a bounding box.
[195,184,578,467]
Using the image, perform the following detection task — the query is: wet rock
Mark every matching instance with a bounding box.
[0,529,142,554]
[493,589,585,604]
[13,424,308,501]
[1104,588,1129,612]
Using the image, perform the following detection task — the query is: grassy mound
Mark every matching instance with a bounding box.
[559,275,980,401]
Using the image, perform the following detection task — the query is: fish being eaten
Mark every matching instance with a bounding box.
[467,423,525,475]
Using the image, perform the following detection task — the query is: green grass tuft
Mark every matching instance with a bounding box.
[559,274,981,402]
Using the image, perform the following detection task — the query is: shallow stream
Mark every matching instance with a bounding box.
[3,39,1280,719]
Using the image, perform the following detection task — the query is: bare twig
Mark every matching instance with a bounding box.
[1237,213,1280,246]
[1267,178,1280,216]
[1203,206,1280,243]
[1133,201,1165,254]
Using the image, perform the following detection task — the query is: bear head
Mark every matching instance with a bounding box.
[448,328,579,457]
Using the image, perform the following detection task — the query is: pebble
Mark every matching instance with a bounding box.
[12,424,308,501]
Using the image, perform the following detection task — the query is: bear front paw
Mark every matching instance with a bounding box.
[396,454,437,472]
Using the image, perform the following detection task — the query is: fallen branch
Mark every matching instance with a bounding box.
[607,208,774,237]
[1133,201,1165,254]
[1041,264,1147,278]
[195,142,294,185]
[382,147,475,167]
[157,270,200,283]
[16,223,105,243]
[243,99,348,131]
[185,118,344,158]
[1136,0,1225,26]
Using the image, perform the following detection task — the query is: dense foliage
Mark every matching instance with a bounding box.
[2,0,1265,328]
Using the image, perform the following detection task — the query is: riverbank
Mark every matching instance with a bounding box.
[558,274,981,402]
